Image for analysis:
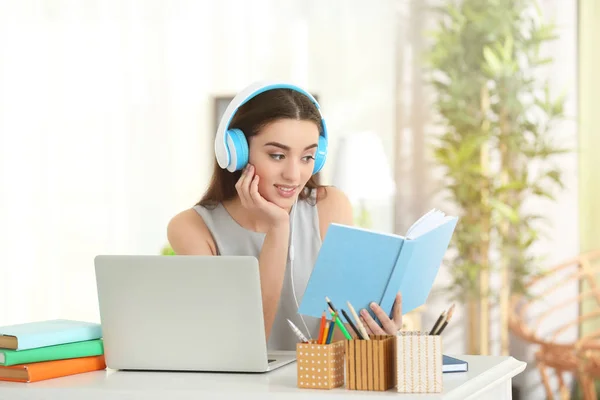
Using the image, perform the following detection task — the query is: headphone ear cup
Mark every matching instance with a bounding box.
[225,128,249,172]
[312,135,328,174]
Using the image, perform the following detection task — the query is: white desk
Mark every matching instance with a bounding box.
[0,355,525,400]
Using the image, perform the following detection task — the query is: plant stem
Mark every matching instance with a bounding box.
[499,98,511,356]
[479,84,491,356]
[467,298,479,354]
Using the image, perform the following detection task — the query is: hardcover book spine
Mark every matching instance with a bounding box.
[379,240,414,317]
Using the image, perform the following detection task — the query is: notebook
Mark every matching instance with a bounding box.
[0,319,102,351]
[298,209,458,319]
[443,355,468,373]
[0,355,106,383]
[0,339,104,366]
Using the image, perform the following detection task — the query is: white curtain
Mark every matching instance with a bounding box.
[0,0,397,326]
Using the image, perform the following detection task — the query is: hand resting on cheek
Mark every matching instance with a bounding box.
[235,163,290,228]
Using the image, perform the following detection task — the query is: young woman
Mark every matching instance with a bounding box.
[167,81,403,350]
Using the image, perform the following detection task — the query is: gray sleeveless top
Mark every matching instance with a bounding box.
[193,193,322,351]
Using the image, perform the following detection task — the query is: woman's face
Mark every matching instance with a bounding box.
[248,118,320,210]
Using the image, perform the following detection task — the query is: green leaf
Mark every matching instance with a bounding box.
[532,57,553,66]
[502,35,514,62]
[495,180,528,194]
[490,198,520,223]
[531,186,556,201]
[544,169,566,189]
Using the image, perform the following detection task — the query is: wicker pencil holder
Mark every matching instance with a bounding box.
[296,340,345,389]
[396,331,443,393]
[344,334,396,391]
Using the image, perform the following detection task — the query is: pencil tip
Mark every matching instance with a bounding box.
[325,296,331,302]
[447,305,456,319]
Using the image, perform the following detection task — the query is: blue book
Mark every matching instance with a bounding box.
[443,355,468,373]
[298,209,458,319]
[0,319,102,351]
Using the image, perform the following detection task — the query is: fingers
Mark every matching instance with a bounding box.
[250,174,264,206]
[359,316,374,336]
[234,166,246,196]
[360,308,386,335]
[368,302,397,335]
[242,165,255,204]
[360,317,373,336]
[393,292,403,330]
[235,164,253,207]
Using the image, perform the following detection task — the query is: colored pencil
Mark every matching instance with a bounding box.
[328,307,352,340]
[321,320,330,344]
[325,318,336,344]
[429,309,447,335]
[435,304,455,335]
[317,311,326,343]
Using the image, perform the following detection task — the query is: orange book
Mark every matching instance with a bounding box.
[0,355,106,383]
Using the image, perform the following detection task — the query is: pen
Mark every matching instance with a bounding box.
[325,296,338,314]
[341,308,364,340]
[328,307,352,340]
[347,301,370,340]
[287,319,309,343]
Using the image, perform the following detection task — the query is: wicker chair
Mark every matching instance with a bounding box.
[509,250,600,400]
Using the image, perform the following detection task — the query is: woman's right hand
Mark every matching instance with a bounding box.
[235,164,290,229]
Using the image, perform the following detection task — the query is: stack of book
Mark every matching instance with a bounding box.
[0,319,106,383]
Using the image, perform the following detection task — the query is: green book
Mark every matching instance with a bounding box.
[0,339,104,366]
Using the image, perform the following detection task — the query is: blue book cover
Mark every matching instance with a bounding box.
[0,319,102,351]
[298,209,458,320]
[443,355,468,373]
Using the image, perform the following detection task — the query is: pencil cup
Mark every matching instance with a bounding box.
[296,340,345,389]
[396,331,443,393]
[344,334,396,391]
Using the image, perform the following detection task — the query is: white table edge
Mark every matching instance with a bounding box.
[448,356,526,400]
[0,355,528,399]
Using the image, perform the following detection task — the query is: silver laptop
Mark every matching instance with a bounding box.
[94,255,296,373]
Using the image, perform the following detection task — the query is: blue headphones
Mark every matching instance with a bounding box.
[214,80,328,174]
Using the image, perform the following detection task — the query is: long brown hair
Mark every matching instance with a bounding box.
[198,88,326,208]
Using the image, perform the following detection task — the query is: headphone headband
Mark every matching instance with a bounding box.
[214,80,328,172]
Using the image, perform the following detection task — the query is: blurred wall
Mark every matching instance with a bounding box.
[0,0,397,325]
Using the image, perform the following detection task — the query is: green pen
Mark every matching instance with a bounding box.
[329,308,352,340]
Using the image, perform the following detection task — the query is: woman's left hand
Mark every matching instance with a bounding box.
[359,292,403,335]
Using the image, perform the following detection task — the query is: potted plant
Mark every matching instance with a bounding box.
[424,0,568,354]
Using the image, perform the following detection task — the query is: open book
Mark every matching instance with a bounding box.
[406,209,456,240]
[298,209,458,319]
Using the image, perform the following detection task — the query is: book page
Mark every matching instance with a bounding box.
[405,209,438,237]
[406,209,455,239]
